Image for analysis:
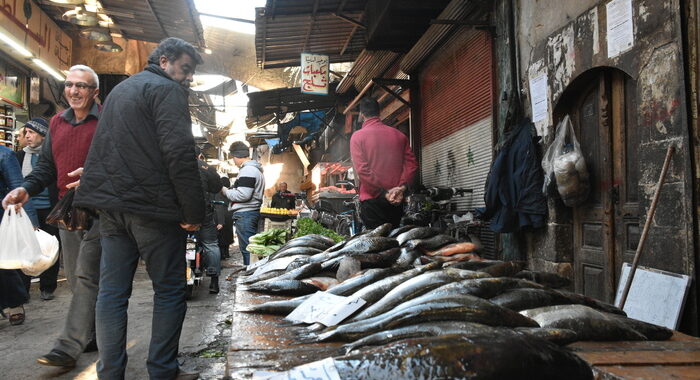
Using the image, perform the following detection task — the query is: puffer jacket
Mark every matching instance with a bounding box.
[74,64,205,224]
[225,160,264,213]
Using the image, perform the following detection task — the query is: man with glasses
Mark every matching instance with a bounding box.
[2,64,102,368]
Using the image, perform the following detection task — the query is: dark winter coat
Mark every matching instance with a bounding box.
[74,64,206,224]
[478,119,547,233]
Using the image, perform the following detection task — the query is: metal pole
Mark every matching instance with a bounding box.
[617,145,675,309]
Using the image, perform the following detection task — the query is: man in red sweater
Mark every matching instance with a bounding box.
[350,97,418,229]
[2,65,101,368]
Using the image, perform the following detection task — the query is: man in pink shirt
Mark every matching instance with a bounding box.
[350,97,418,229]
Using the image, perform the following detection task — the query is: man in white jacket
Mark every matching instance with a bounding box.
[224,141,264,265]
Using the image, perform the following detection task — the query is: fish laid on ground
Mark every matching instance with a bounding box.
[350,268,490,322]
[515,327,581,346]
[343,321,497,353]
[479,260,527,277]
[388,225,416,238]
[247,262,323,288]
[302,276,339,291]
[347,262,442,306]
[444,259,501,270]
[424,241,477,256]
[307,237,399,264]
[239,294,312,314]
[363,223,393,238]
[493,288,627,316]
[514,270,572,288]
[246,279,321,296]
[267,246,323,260]
[520,304,672,341]
[326,267,405,296]
[396,227,438,246]
[238,269,284,285]
[424,253,482,263]
[333,333,593,380]
[404,234,458,251]
[393,247,421,268]
[325,247,402,273]
[389,277,545,313]
[318,296,538,342]
[335,257,362,282]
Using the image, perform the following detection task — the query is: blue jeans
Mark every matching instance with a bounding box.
[232,211,259,265]
[196,213,220,276]
[96,211,186,380]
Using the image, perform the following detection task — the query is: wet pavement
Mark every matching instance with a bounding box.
[226,281,344,379]
[0,254,243,379]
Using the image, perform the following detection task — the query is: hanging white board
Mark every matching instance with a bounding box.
[614,263,691,329]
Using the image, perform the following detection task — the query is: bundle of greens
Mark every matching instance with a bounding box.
[294,218,344,242]
[247,228,288,257]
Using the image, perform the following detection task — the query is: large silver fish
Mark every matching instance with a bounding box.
[387,225,417,238]
[404,234,458,251]
[347,262,442,306]
[318,295,538,342]
[333,332,593,380]
[246,279,321,296]
[396,226,438,246]
[350,268,490,322]
[306,237,399,264]
[520,304,671,341]
[492,288,626,315]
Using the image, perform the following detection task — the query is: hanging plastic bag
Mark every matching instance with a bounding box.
[46,188,93,230]
[0,207,42,269]
[541,115,590,207]
[22,229,60,276]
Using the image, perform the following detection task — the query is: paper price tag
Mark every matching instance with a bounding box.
[286,291,366,326]
[253,256,296,276]
[253,358,341,380]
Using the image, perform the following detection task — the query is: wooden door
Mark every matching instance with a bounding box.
[569,70,639,303]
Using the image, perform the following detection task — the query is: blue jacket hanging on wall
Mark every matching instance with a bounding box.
[477,119,547,233]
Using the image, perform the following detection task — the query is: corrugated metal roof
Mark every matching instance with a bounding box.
[36,0,205,48]
[255,0,368,69]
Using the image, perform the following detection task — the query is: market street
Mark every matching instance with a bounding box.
[0,255,244,380]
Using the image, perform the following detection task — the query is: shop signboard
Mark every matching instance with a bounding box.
[0,0,72,71]
[301,53,329,95]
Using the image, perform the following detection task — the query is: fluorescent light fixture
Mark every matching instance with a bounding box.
[0,31,32,57]
[32,59,65,81]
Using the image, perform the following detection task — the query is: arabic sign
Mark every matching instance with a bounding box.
[0,64,25,107]
[0,0,72,70]
[301,53,329,95]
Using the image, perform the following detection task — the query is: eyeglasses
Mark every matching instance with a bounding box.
[64,81,96,90]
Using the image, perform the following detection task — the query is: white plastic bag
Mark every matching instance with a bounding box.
[541,115,590,207]
[22,229,60,276]
[0,207,42,269]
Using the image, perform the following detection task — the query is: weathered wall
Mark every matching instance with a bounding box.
[72,37,157,76]
[516,0,696,331]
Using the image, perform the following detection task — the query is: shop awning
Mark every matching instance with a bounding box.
[255,0,368,69]
[36,0,205,49]
[247,84,338,119]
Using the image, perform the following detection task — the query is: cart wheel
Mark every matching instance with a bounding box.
[336,218,351,237]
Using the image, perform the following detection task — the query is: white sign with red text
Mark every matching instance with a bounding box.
[301,53,329,95]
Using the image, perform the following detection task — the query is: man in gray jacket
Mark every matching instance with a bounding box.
[224,141,264,265]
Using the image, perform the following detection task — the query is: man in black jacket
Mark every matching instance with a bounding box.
[73,38,205,380]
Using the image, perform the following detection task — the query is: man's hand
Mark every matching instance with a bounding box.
[180,223,201,231]
[216,224,223,230]
[2,187,30,212]
[385,185,406,205]
[65,167,84,189]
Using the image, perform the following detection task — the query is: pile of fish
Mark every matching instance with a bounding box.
[236,224,673,380]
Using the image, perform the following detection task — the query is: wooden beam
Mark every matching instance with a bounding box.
[198,13,255,24]
[376,83,411,107]
[144,0,169,40]
[333,13,366,29]
[340,24,358,56]
[343,80,374,114]
[303,0,320,52]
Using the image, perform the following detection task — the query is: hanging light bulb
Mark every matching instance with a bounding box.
[79,27,111,42]
[62,6,99,26]
[95,41,123,53]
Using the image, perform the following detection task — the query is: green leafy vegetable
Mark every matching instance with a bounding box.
[293,218,344,242]
[248,229,287,257]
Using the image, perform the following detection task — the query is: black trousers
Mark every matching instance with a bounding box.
[360,196,403,230]
[21,207,60,293]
